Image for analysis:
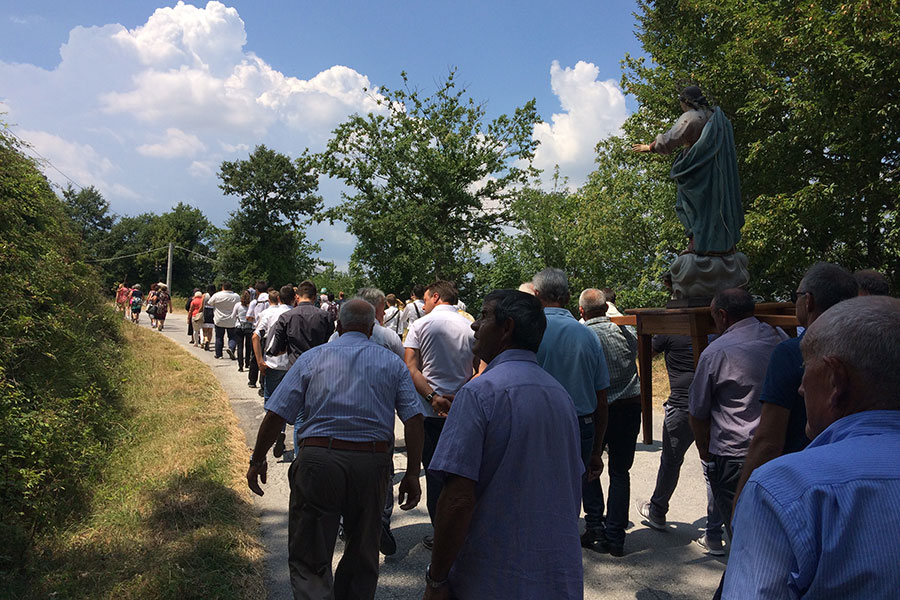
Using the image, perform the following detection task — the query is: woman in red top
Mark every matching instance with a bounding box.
[188,291,204,346]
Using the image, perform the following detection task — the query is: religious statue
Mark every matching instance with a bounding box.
[633,86,749,302]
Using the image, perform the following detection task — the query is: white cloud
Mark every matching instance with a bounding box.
[532,60,628,187]
[137,127,206,158]
[15,128,139,199]
[0,0,385,230]
[188,160,215,178]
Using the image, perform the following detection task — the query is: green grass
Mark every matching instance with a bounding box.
[6,324,265,599]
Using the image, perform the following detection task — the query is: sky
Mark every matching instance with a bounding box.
[0,1,644,268]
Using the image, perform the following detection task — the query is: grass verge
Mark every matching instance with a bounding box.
[8,323,265,599]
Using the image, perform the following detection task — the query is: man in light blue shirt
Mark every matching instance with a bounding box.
[247,299,425,600]
[724,295,900,599]
[425,290,583,600]
[532,268,611,551]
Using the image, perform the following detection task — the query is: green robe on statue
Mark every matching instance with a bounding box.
[669,107,744,254]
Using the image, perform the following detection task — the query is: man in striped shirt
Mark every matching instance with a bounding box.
[247,299,425,599]
[724,295,900,598]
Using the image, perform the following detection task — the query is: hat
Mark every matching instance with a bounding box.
[320,287,327,293]
[194,291,202,297]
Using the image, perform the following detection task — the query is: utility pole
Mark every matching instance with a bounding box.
[166,242,174,291]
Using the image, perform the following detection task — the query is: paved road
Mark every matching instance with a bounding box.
[147,317,725,599]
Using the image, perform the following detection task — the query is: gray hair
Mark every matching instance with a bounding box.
[801,295,900,406]
[355,287,386,310]
[800,262,858,312]
[532,268,570,304]
[578,288,607,314]
[339,298,375,331]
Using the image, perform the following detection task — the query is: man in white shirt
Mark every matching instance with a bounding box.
[207,281,242,360]
[403,280,479,548]
[399,284,426,339]
[383,293,401,335]
[253,285,294,458]
[245,282,270,389]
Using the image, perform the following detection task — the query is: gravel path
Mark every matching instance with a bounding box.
[146,317,725,599]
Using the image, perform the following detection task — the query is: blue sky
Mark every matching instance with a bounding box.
[1,1,644,268]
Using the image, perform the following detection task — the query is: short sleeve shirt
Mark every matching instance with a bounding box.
[266,331,423,442]
[652,334,695,408]
[759,334,810,454]
[428,349,583,599]
[536,307,610,416]
[404,305,475,415]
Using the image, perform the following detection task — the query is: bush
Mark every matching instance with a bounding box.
[0,131,124,570]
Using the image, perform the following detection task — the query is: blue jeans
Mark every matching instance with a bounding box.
[214,325,237,358]
[580,417,605,532]
[264,368,289,437]
[650,404,724,543]
[595,397,642,547]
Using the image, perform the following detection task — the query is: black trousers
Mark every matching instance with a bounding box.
[288,446,391,600]
[707,453,745,540]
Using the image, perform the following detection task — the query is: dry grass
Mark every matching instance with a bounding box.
[17,324,265,600]
[650,354,672,412]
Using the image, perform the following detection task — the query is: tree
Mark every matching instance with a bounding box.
[61,185,114,257]
[320,69,541,298]
[620,0,900,296]
[484,154,677,310]
[217,145,321,286]
[100,203,218,294]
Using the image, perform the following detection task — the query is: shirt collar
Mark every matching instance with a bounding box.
[584,316,611,326]
[723,316,760,335]
[431,304,458,313]
[333,331,371,345]
[544,307,575,318]
[809,410,900,449]
[484,348,538,373]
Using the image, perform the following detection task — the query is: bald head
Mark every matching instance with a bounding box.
[578,288,608,320]
[337,298,376,337]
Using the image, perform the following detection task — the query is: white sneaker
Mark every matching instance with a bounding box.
[694,534,725,556]
[637,501,666,531]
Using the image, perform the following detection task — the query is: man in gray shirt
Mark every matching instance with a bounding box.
[689,288,786,539]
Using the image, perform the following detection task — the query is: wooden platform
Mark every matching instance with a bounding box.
[612,303,798,444]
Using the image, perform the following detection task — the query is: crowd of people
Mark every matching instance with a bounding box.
[115,281,172,329]
[124,263,897,599]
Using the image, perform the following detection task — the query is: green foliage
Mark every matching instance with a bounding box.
[0,130,124,570]
[485,156,676,310]
[621,0,900,296]
[320,69,541,298]
[310,262,370,299]
[217,145,322,287]
[62,185,114,255]
[102,203,218,295]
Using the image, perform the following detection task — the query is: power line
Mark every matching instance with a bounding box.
[87,244,217,264]
[175,245,217,262]
[87,245,169,263]
[2,125,85,192]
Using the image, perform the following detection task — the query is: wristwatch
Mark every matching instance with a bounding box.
[425,391,438,402]
[425,563,447,589]
[249,455,266,468]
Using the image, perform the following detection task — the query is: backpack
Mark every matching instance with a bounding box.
[130,295,142,311]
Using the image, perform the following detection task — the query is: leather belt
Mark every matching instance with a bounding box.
[299,437,391,453]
